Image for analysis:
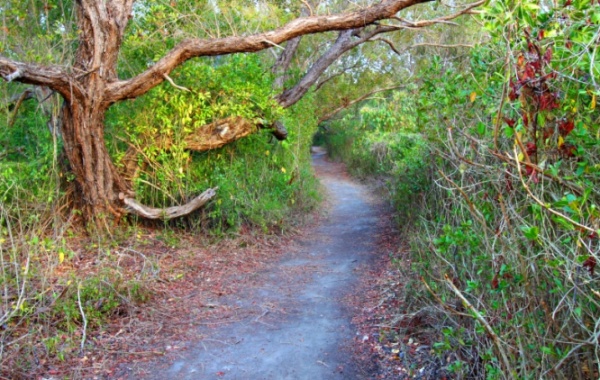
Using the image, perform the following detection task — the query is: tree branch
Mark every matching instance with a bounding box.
[0,58,83,102]
[106,0,439,102]
[318,85,405,123]
[314,61,362,92]
[272,37,303,91]
[276,0,483,108]
[122,188,218,220]
[372,39,474,55]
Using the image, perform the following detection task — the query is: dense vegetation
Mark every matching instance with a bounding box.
[324,0,599,378]
[0,0,598,378]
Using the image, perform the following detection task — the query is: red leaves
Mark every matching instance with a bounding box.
[525,165,534,176]
[559,120,575,136]
[559,143,577,158]
[525,142,537,156]
[503,117,516,127]
[543,47,553,63]
[519,63,536,81]
[491,274,499,289]
[539,92,560,110]
[583,256,597,276]
[564,0,572,6]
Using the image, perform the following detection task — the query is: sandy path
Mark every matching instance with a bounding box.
[124,150,382,379]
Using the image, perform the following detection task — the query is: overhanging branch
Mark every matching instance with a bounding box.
[276,0,483,108]
[106,0,438,102]
[318,85,405,123]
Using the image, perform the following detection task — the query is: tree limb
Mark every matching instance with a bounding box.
[276,0,483,108]
[122,187,218,220]
[318,85,405,123]
[106,0,439,102]
[0,58,83,102]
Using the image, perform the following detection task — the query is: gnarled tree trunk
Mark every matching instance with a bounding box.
[60,102,131,220]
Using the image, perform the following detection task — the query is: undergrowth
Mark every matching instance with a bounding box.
[325,1,599,378]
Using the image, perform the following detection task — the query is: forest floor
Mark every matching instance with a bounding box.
[11,149,439,379]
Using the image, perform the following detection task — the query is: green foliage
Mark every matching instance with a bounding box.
[106,54,319,232]
[324,98,430,223]
[323,0,600,377]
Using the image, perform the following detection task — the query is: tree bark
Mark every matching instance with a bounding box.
[60,102,131,219]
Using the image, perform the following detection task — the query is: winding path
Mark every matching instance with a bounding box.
[130,149,382,379]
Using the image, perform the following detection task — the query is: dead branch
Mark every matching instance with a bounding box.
[444,273,513,375]
[162,74,191,92]
[314,61,362,92]
[7,90,34,127]
[122,187,218,220]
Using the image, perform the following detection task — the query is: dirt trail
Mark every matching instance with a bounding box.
[125,149,383,379]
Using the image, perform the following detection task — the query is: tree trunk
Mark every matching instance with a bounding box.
[60,101,131,222]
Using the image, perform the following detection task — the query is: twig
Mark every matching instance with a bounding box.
[318,85,405,123]
[420,276,472,318]
[8,89,33,128]
[77,282,88,354]
[300,0,313,16]
[513,147,596,234]
[162,74,191,92]
[541,341,593,377]
[262,39,285,50]
[437,169,487,227]
[374,41,474,56]
[103,349,165,356]
[444,273,512,375]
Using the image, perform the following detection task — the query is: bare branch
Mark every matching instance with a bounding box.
[314,61,362,92]
[318,85,405,123]
[372,39,474,55]
[374,37,404,55]
[106,0,441,102]
[122,188,218,220]
[0,58,82,102]
[397,0,484,28]
[300,0,314,16]
[444,273,513,375]
[162,74,191,92]
[272,37,303,90]
[7,90,34,128]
